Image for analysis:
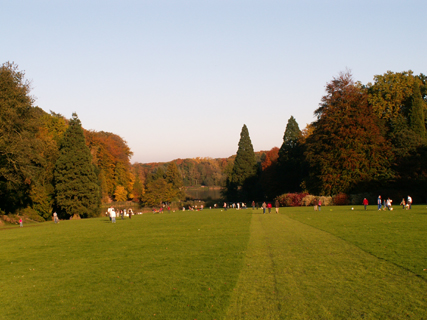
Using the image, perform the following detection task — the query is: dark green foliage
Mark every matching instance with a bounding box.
[0,62,40,213]
[230,125,257,185]
[280,116,300,149]
[142,162,185,206]
[409,81,426,139]
[277,116,306,193]
[225,124,258,201]
[54,113,100,218]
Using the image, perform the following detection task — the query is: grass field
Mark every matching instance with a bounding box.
[1,206,426,319]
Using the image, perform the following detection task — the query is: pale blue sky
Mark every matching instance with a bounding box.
[2,0,426,163]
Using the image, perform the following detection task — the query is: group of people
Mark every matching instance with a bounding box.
[107,207,133,223]
[400,196,412,210]
[261,200,280,214]
[220,201,280,213]
[377,195,412,211]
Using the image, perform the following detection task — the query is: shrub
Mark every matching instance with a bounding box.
[332,193,349,205]
[319,196,333,206]
[17,207,46,222]
[301,195,333,206]
[301,195,317,206]
[276,193,308,207]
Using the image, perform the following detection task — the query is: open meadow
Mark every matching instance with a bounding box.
[1,205,427,319]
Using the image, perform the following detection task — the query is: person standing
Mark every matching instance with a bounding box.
[400,198,406,209]
[363,198,368,210]
[252,201,255,210]
[128,208,132,219]
[267,202,272,214]
[262,202,266,214]
[377,195,382,211]
[407,195,412,209]
[111,209,116,223]
[318,200,322,211]
[19,218,23,227]
[275,200,279,213]
[53,212,58,224]
[224,202,227,211]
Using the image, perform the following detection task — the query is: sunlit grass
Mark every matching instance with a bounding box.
[1,211,251,319]
[2,205,427,319]
[225,210,427,319]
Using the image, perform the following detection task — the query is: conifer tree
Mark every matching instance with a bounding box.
[277,116,305,193]
[54,113,100,218]
[226,124,257,201]
[409,81,426,139]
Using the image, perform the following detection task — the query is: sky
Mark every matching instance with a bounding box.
[2,0,426,163]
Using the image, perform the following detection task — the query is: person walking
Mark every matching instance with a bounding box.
[363,198,368,210]
[407,195,412,209]
[111,209,116,223]
[262,202,266,214]
[318,200,322,211]
[252,201,255,210]
[377,195,382,211]
[275,200,279,213]
[267,202,272,214]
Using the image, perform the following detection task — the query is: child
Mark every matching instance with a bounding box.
[400,198,405,209]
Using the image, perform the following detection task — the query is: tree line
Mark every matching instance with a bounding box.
[1,62,426,220]
[225,70,426,204]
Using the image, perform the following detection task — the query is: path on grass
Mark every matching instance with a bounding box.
[225,213,427,320]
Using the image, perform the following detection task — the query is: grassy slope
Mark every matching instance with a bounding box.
[2,206,427,319]
[286,205,427,280]
[0,211,252,320]
[225,211,427,319]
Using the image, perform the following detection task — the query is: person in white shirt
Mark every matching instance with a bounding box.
[111,209,116,223]
[407,196,412,209]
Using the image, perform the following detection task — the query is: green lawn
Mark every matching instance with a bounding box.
[1,206,426,319]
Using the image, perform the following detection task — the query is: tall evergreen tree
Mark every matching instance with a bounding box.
[277,116,305,193]
[54,113,100,218]
[409,81,426,139]
[225,124,257,201]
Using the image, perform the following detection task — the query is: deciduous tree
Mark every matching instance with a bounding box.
[305,71,393,195]
[0,62,39,213]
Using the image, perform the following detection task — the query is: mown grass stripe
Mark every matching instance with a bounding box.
[225,213,427,319]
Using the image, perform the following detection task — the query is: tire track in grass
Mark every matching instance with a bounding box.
[225,214,427,319]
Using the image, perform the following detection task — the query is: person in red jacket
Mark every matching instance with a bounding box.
[267,202,272,213]
[363,198,368,210]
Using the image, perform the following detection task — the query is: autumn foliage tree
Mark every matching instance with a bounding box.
[259,147,280,199]
[85,131,134,201]
[305,71,393,196]
[0,62,40,214]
